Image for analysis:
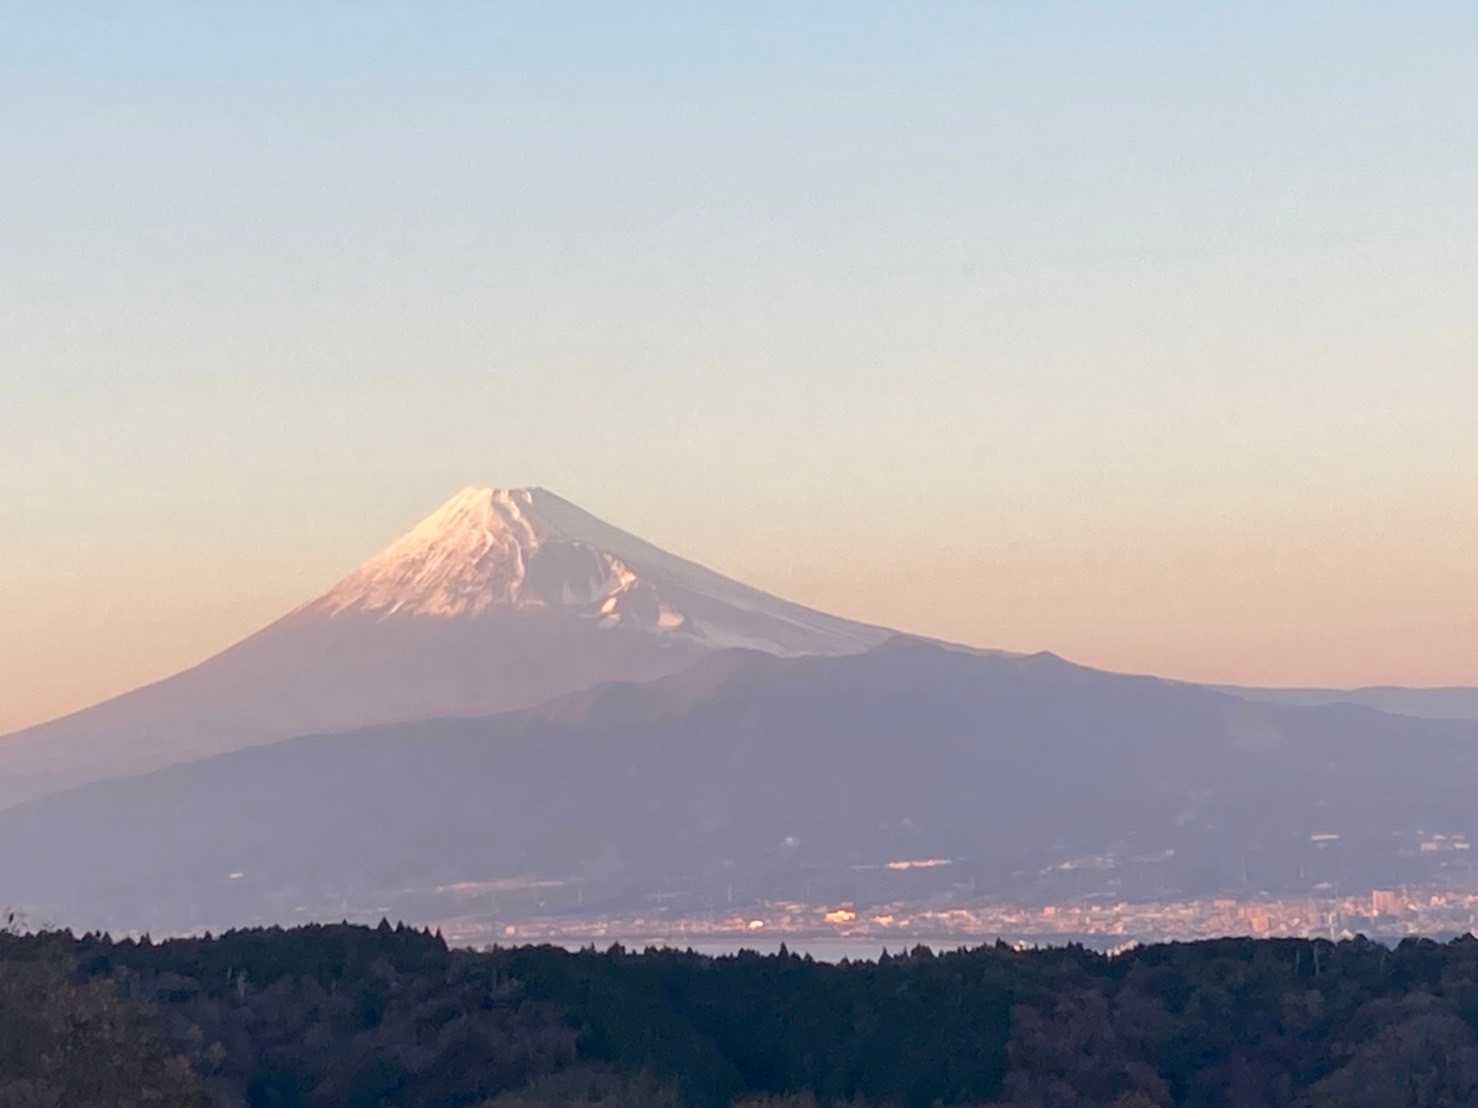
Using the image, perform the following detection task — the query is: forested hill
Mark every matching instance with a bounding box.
[6,923,1478,1107]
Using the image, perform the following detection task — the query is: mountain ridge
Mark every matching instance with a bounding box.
[0,486,892,809]
[7,638,1478,933]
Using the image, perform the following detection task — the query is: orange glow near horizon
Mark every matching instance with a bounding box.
[7,5,1478,734]
[3,485,1478,736]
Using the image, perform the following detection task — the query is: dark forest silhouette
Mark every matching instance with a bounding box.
[6,922,1478,1107]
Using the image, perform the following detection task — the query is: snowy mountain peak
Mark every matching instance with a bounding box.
[295,485,890,657]
[0,484,895,809]
[307,486,682,628]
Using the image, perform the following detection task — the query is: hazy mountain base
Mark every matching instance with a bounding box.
[9,641,1478,933]
[7,922,1478,1107]
[1218,683,1478,722]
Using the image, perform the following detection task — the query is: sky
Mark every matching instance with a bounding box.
[4,2,1478,733]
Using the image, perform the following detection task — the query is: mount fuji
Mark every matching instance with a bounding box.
[0,487,890,808]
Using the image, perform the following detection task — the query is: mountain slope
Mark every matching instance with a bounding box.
[6,639,1478,933]
[0,487,890,808]
[1217,683,1478,721]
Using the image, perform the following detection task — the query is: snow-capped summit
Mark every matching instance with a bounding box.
[298,486,882,655]
[315,487,555,618]
[306,487,684,632]
[0,485,892,808]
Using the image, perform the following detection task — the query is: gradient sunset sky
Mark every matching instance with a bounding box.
[5,3,1478,733]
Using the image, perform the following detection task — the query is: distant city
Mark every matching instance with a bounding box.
[7,488,1478,948]
[452,884,1478,955]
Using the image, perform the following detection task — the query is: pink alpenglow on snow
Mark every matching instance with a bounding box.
[0,486,890,810]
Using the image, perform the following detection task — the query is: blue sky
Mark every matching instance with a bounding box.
[4,2,1478,728]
